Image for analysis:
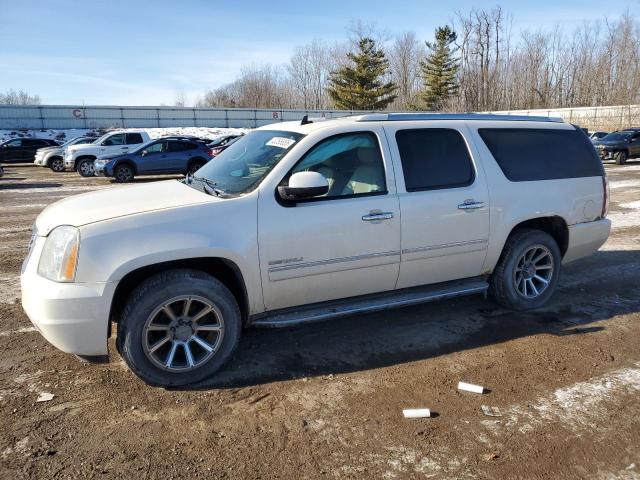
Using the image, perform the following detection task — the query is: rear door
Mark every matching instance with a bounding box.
[23,139,47,161]
[630,132,640,157]
[383,123,490,289]
[165,141,190,172]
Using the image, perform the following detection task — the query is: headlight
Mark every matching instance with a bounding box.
[37,226,80,282]
[94,159,107,167]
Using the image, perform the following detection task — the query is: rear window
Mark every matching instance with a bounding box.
[126,133,144,144]
[478,128,603,181]
[395,128,474,191]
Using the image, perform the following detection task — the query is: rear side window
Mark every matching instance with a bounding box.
[126,133,144,145]
[395,128,474,191]
[478,128,603,181]
[183,142,198,150]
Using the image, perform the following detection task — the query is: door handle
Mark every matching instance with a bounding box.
[362,211,394,221]
[458,199,485,210]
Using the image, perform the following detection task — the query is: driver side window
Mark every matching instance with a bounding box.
[287,132,387,199]
[145,142,164,154]
[103,134,125,146]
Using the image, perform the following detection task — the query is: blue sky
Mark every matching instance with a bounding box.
[0,0,637,105]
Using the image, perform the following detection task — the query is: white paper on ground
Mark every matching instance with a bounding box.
[458,381,484,394]
[402,408,431,418]
[481,405,502,417]
[36,392,55,402]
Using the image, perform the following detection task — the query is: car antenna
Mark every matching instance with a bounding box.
[300,115,313,125]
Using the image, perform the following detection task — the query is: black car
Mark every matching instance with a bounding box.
[208,134,244,156]
[592,130,640,165]
[0,138,59,163]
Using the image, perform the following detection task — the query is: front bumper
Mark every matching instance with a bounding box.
[20,237,114,356]
[563,218,611,264]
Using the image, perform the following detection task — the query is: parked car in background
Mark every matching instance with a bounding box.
[592,130,640,164]
[94,136,214,182]
[589,131,608,141]
[209,134,244,156]
[64,130,151,177]
[21,113,610,386]
[0,138,59,163]
[34,136,96,172]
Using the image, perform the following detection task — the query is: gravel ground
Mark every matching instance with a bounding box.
[1,162,639,479]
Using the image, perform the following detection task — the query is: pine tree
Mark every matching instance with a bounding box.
[328,38,397,110]
[419,26,460,110]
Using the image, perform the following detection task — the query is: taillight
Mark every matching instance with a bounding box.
[602,175,609,218]
[211,147,223,156]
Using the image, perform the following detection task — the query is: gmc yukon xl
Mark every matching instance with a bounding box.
[21,113,611,386]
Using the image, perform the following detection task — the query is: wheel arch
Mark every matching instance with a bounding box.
[114,160,138,175]
[75,154,97,168]
[505,216,569,257]
[187,156,207,170]
[108,257,249,334]
[46,154,63,167]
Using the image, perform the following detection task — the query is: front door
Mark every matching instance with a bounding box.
[137,141,168,173]
[258,129,401,311]
[0,139,24,162]
[383,124,490,289]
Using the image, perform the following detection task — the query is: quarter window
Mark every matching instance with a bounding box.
[144,142,164,154]
[395,128,474,191]
[286,132,387,199]
[478,128,604,181]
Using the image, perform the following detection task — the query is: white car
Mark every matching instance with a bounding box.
[34,136,96,172]
[63,130,150,177]
[21,113,610,386]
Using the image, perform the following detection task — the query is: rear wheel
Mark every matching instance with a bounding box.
[77,158,95,177]
[114,164,134,183]
[116,269,242,387]
[187,159,206,175]
[49,157,65,172]
[490,229,561,310]
[615,150,628,165]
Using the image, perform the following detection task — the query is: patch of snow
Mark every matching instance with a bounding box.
[619,200,640,210]
[608,209,640,230]
[609,179,640,190]
[0,127,247,145]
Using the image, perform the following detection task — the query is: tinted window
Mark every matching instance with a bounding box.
[167,141,187,152]
[24,139,48,147]
[287,132,386,199]
[395,129,474,191]
[478,128,604,181]
[126,133,144,144]
[5,139,22,147]
[183,142,198,150]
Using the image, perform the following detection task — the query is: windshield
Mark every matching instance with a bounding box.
[601,132,631,141]
[190,130,304,195]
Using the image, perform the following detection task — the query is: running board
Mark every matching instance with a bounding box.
[251,277,489,328]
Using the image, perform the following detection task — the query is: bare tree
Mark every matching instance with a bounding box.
[388,32,424,110]
[174,88,186,107]
[0,89,41,105]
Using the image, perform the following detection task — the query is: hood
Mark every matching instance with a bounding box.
[38,146,61,153]
[66,143,95,153]
[35,180,216,235]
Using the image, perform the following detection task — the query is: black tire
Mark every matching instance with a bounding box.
[76,158,95,177]
[187,158,206,175]
[490,229,561,311]
[49,156,65,172]
[116,269,242,387]
[114,164,134,183]
[615,150,628,165]
[0,166,4,178]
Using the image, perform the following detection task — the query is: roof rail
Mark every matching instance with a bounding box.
[355,112,564,123]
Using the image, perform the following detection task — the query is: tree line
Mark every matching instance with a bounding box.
[196,8,640,112]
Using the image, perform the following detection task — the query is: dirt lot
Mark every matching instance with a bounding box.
[1,162,640,480]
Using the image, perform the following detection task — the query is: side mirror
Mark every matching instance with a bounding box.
[140,150,147,156]
[278,171,329,201]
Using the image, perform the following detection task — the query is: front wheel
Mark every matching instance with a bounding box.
[117,269,242,387]
[114,164,134,183]
[490,229,561,311]
[49,157,65,172]
[77,158,95,177]
[615,150,628,165]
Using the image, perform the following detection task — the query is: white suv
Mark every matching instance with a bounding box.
[34,136,96,172]
[64,130,150,176]
[21,113,611,386]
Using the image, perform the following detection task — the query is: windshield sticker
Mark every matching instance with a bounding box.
[266,137,296,149]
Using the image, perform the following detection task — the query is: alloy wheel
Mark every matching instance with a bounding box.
[512,244,554,299]
[142,295,225,372]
